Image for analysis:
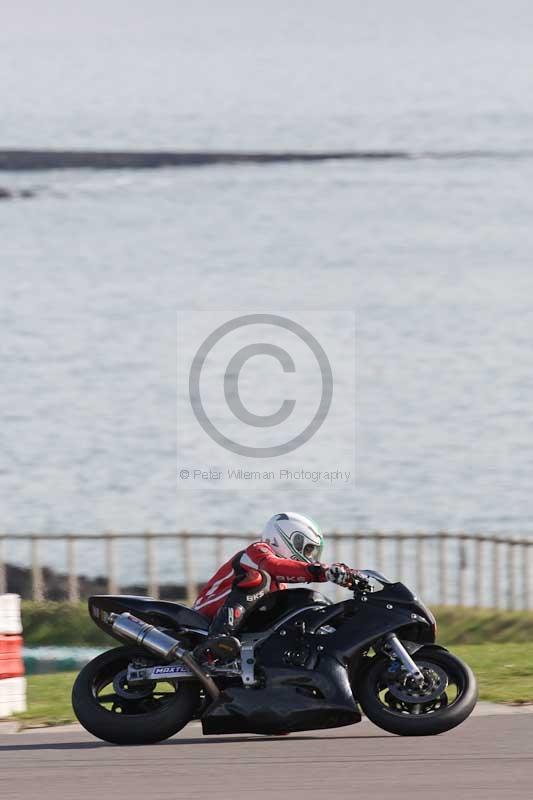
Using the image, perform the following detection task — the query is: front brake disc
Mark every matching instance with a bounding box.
[385,660,448,704]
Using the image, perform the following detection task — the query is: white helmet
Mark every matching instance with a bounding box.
[261,512,324,564]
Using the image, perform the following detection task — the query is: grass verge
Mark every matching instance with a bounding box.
[434,606,533,644]
[22,602,114,647]
[14,643,533,728]
[453,644,533,704]
[16,671,78,727]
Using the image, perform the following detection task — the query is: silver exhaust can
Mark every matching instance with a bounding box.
[111,612,220,699]
[112,612,182,659]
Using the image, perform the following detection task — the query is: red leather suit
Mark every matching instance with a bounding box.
[193,541,327,623]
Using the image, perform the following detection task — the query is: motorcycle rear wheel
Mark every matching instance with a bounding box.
[356,645,477,736]
[72,645,201,744]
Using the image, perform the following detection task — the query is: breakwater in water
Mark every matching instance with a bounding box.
[0,149,407,170]
[1,149,532,171]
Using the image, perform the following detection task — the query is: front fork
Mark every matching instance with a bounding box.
[382,633,424,684]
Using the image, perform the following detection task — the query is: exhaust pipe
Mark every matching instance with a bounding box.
[112,612,220,699]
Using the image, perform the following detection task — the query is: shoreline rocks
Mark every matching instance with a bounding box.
[4,563,186,602]
[0,187,35,199]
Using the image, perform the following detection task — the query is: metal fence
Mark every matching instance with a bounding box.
[1,531,532,610]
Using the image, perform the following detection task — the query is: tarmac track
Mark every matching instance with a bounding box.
[1,711,532,800]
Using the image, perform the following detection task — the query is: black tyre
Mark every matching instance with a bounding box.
[72,646,201,745]
[356,645,477,736]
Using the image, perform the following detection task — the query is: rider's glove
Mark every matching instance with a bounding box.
[326,563,352,587]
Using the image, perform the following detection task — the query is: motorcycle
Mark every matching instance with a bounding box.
[72,569,477,744]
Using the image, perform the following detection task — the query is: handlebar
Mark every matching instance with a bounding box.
[346,568,397,592]
[346,569,373,592]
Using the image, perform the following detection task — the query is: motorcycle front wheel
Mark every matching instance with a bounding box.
[72,646,201,744]
[356,645,477,736]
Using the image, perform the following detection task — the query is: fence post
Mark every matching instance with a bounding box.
[145,532,159,599]
[529,540,533,611]
[491,539,500,609]
[0,537,6,595]
[509,540,517,611]
[416,534,425,598]
[67,535,79,603]
[106,533,118,594]
[520,540,528,611]
[31,536,44,601]
[182,533,197,605]
[395,535,404,583]
[375,533,384,574]
[505,539,516,611]
[457,536,467,606]
[439,533,447,605]
[353,534,362,572]
[473,536,482,608]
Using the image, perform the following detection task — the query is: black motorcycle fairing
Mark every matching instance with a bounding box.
[88,595,209,641]
[254,603,347,671]
[202,655,360,735]
[239,588,331,633]
[368,581,416,601]
[327,591,436,662]
[362,581,437,631]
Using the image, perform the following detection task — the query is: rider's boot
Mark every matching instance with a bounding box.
[194,603,244,663]
[195,634,241,663]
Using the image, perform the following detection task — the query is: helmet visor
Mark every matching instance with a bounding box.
[303,542,322,562]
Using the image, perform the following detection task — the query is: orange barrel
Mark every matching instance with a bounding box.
[0,635,25,679]
[0,595,26,717]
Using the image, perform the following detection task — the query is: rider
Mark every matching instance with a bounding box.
[193,512,362,661]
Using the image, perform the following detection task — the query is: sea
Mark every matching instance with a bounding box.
[2,0,533,584]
